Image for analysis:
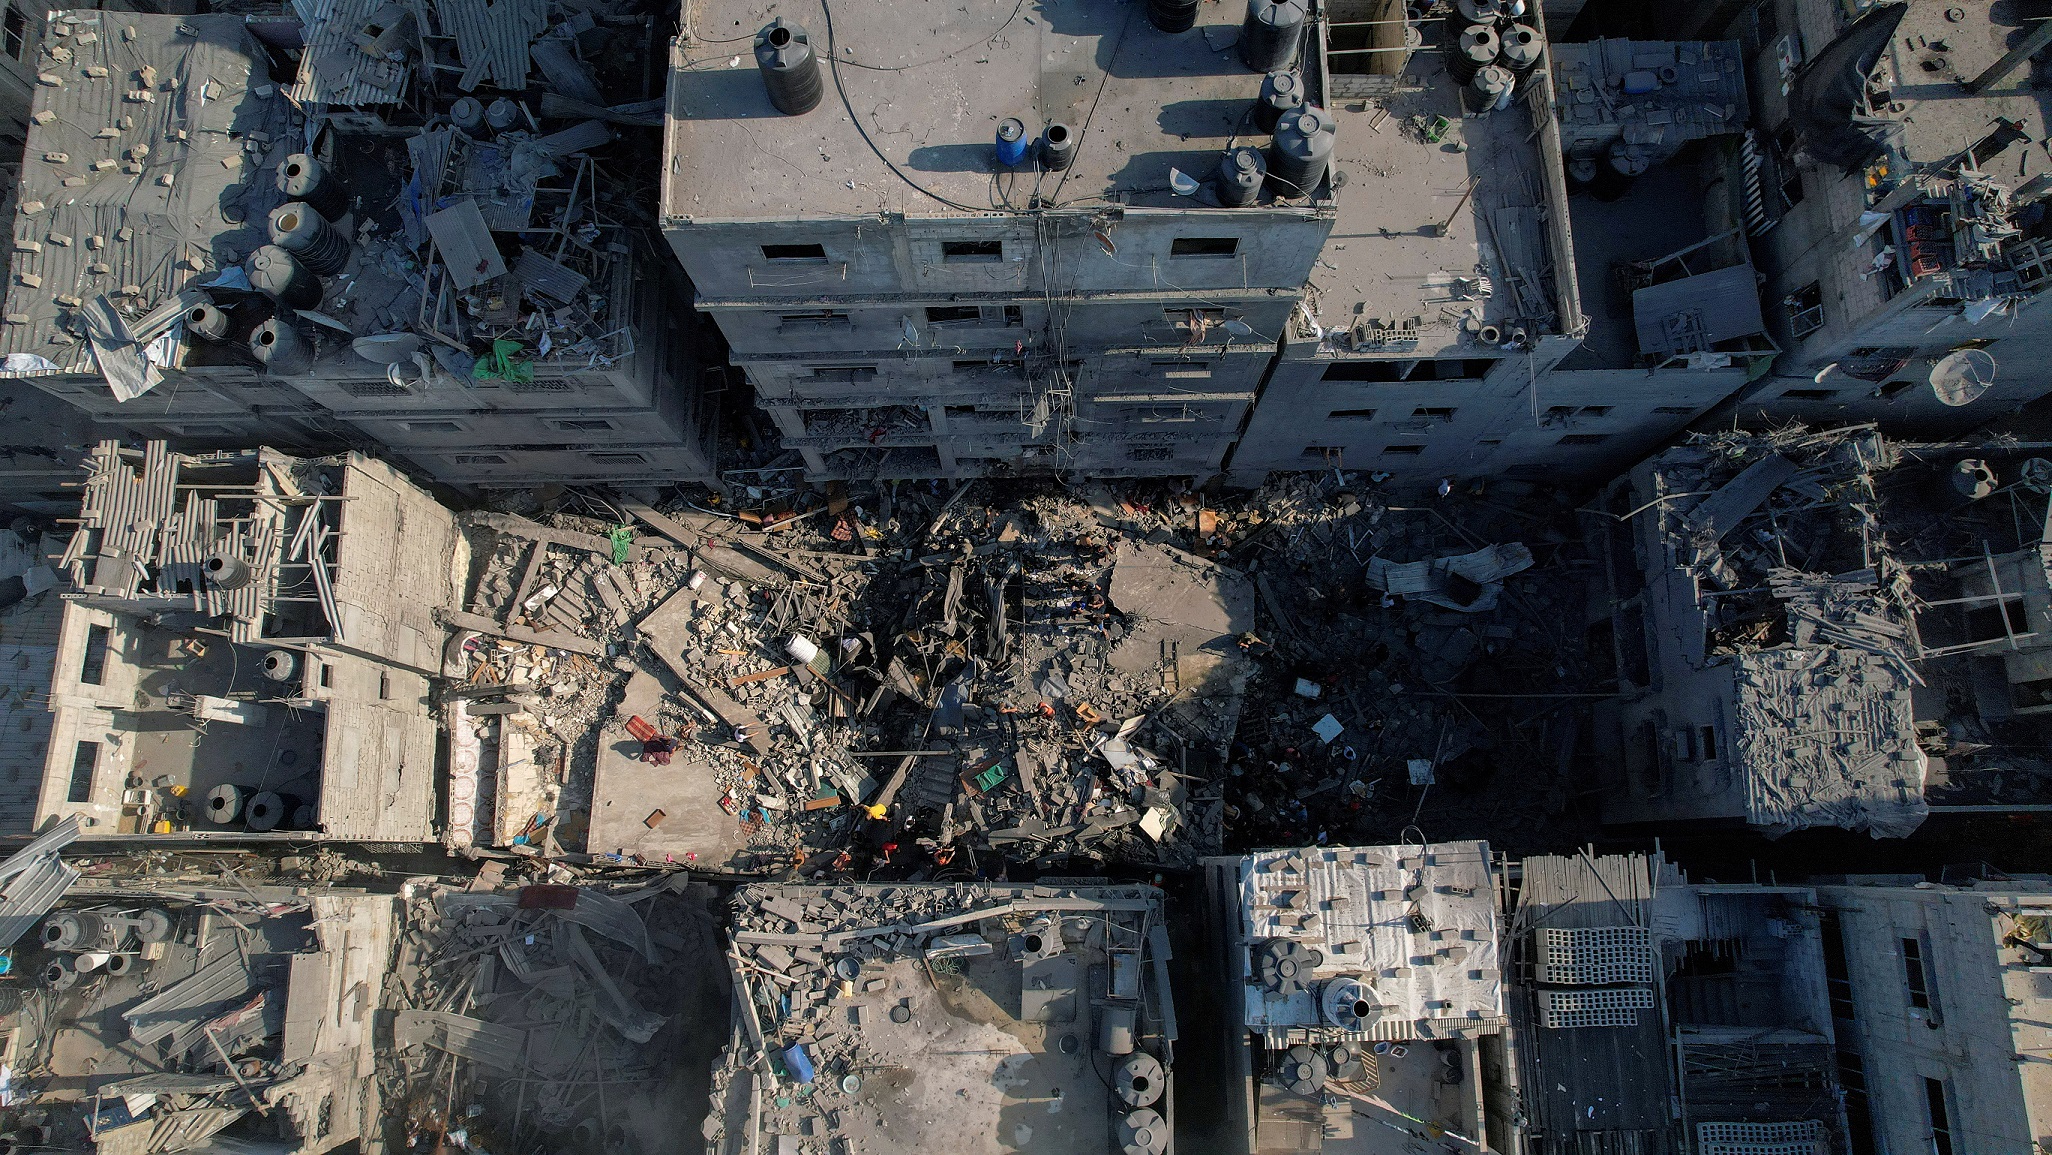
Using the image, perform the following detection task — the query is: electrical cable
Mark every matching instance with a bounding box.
[819,0,1001,214]
[1046,2,1138,207]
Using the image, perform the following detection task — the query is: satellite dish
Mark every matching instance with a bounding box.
[1931,348,1997,406]
[1168,168,1200,197]
[1223,319,1255,337]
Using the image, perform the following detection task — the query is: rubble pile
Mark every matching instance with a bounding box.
[442,470,1597,874]
[383,875,722,1152]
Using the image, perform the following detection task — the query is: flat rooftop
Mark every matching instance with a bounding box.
[1879,0,2052,176]
[1298,49,1565,358]
[667,0,1296,220]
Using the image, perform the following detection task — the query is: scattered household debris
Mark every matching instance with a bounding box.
[707,881,1175,1155]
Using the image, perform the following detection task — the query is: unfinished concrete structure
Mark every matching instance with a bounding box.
[1200,840,1512,1154]
[1657,0,2052,429]
[1510,851,1848,1155]
[19,439,462,840]
[1812,874,2052,1155]
[8,883,399,1152]
[0,9,716,491]
[661,0,1338,482]
[708,881,1177,1155]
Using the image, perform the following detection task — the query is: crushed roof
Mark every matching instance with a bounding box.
[0,12,293,376]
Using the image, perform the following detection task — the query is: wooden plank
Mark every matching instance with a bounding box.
[439,608,602,656]
[728,666,791,688]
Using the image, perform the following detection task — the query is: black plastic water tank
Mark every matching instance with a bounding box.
[755,18,824,115]
[1239,0,1307,73]
[275,153,350,220]
[1216,146,1266,207]
[268,202,352,275]
[1444,23,1497,84]
[1040,123,1076,171]
[245,245,323,309]
[250,316,316,376]
[1265,104,1335,198]
[1254,70,1303,133]
[1441,0,1502,39]
[1148,0,1199,33]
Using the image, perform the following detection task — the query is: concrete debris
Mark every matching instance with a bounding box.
[708,881,1173,1154]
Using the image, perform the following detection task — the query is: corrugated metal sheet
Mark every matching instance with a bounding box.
[395,1009,528,1071]
[125,943,259,1046]
[63,441,302,645]
[438,0,546,91]
[512,249,589,303]
[0,814,81,946]
[288,0,413,106]
[1632,265,1767,356]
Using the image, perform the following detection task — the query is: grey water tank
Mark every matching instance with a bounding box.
[1148,0,1199,33]
[204,550,252,591]
[1119,1109,1169,1155]
[450,95,486,136]
[275,153,350,220]
[1216,146,1266,207]
[268,202,351,275]
[1445,23,1497,84]
[1098,1003,1136,1055]
[1266,104,1335,198]
[1498,23,1543,78]
[41,911,108,951]
[186,301,232,341]
[245,245,323,309]
[486,98,522,132]
[244,791,286,833]
[262,649,298,682]
[1253,69,1302,133]
[251,316,316,375]
[755,18,823,115]
[1608,139,1650,177]
[1039,123,1076,170]
[1239,0,1307,73]
[205,783,246,824]
[1463,64,1515,114]
[1117,1053,1165,1107]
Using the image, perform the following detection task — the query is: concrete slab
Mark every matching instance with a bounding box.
[588,671,755,867]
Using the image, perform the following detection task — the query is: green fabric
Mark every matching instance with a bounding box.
[472,338,533,383]
[609,526,632,566]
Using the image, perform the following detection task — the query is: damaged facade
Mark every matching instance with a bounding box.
[1664,0,2052,428]
[0,6,715,492]
[11,439,460,839]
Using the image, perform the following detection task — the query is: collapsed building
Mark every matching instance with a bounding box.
[1590,425,2052,837]
[1508,850,1848,1155]
[1201,840,1515,1154]
[445,484,1260,871]
[0,854,399,1153]
[708,880,1177,1155]
[0,7,716,492]
[3,438,461,840]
